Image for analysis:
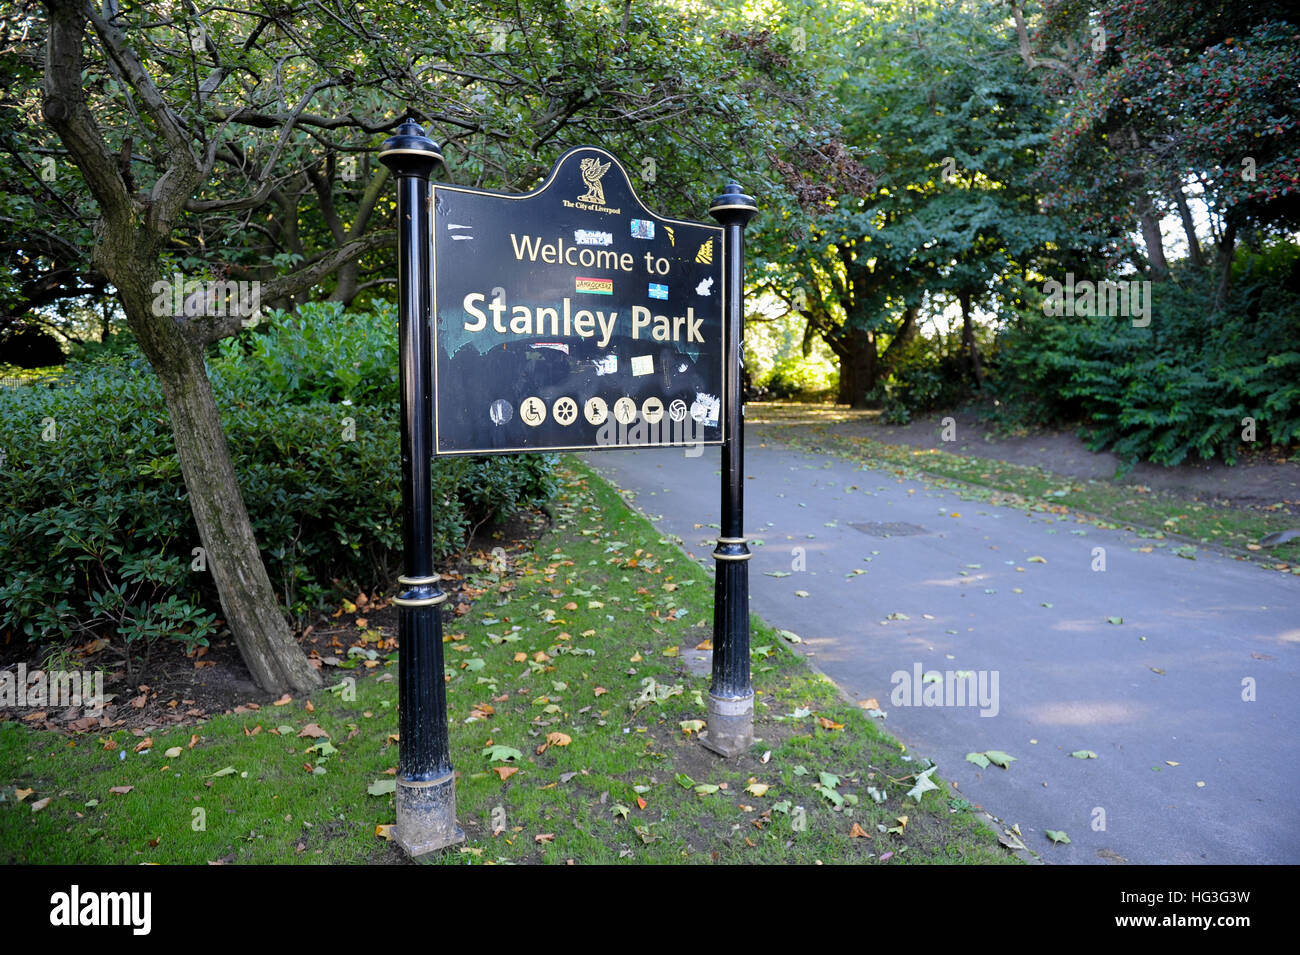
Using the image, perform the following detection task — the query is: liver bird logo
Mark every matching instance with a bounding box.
[578,157,611,205]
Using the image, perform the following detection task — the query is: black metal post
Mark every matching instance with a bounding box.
[378,119,464,857]
[704,181,759,757]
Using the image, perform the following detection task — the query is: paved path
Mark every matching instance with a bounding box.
[580,435,1300,864]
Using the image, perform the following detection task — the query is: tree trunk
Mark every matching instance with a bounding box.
[959,291,985,389]
[834,327,878,408]
[155,339,322,693]
[1139,202,1170,278]
[1214,217,1237,310]
[112,260,321,695]
[329,259,359,306]
[1173,188,1205,268]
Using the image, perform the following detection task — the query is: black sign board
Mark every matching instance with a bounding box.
[431,147,726,455]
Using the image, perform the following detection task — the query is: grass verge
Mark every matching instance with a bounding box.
[753,414,1300,574]
[1,461,1013,865]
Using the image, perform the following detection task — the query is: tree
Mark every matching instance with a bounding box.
[18,0,826,691]
[1010,0,1300,297]
[754,0,1060,405]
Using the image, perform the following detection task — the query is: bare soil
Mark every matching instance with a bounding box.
[0,507,551,738]
[749,401,1300,509]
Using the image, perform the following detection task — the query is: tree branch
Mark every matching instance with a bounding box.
[185,231,394,346]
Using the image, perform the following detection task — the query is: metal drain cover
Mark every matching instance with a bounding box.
[850,521,928,537]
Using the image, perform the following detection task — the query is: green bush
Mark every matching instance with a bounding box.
[989,249,1300,468]
[869,334,974,424]
[0,303,557,662]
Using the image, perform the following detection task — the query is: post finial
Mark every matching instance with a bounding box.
[709,180,758,225]
[379,118,444,178]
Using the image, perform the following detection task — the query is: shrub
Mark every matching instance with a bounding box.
[988,250,1300,468]
[0,303,558,665]
[869,333,974,423]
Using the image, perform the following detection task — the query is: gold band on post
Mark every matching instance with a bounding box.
[392,592,448,608]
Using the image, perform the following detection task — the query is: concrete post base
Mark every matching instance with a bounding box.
[702,692,754,757]
[394,772,465,860]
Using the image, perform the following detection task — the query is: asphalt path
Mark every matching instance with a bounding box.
[580,435,1300,865]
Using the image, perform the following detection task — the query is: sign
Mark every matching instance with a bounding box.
[431,147,725,455]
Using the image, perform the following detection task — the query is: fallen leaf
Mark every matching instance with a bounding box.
[1045,829,1071,845]
[965,752,991,769]
[695,639,713,650]
[849,822,871,839]
[818,717,844,731]
[207,767,236,778]
[984,750,1017,769]
[493,766,519,780]
[109,786,133,795]
[368,779,397,796]
[15,788,33,802]
[998,830,1026,851]
[534,833,556,844]
[1070,750,1098,759]
[546,731,572,747]
[906,766,940,803]
[483,744,523,762]
[31,797,50,812]
[745,782,770,797]
[297,723,329,739]
[593,686,607,697]
[133,737,153,753]
[860,698,880,710]
[375,824,394,841]
[164,746,183,758]
[272,694,292,706]
[1027,555,1047,563]
[188,734,200,749]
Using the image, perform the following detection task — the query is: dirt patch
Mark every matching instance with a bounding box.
[749,401,1300,509]
[0,506,551,738]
